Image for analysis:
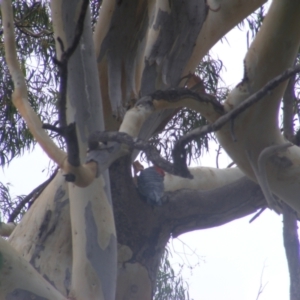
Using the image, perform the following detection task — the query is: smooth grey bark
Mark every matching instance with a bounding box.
[56,2,117,298]
[282,73,300,300]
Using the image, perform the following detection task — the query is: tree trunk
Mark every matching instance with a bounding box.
[5,0,300,299]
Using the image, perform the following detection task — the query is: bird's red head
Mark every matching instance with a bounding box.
[154,166,165,176]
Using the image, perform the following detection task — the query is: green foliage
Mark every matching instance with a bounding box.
[0,182,26,222]
[245,5,265,40]
[237,3,267,48]
[0,0,106,223]
[0,0,58,165]
[154,248,193,300]
[0,0,111,167]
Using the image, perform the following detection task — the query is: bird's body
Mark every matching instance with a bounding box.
[137,166,165,206]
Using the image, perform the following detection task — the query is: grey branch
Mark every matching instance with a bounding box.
[88,131,193,178]
[149,88,224,114]
[54,0,89,167]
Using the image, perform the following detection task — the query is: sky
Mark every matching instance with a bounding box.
[0,4,294,299]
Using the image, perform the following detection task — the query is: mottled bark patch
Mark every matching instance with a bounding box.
[6,289,49,300]
[85,202,117,300]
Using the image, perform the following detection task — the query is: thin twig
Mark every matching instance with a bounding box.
[255,265,268,300]
[226,161,236,168]
[42,123,64,135]
[215,144,222,169]
[249,207,266,223]
[16,26,53,38]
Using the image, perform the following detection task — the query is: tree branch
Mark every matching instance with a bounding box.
[89,65,300,180]
[172,64,300,173]
[282,205,300,300]
[0,0,66,167]
[55,0,90,128]
[283,75,296,142]
[54,0,89,168]
[42,123,64,135]
[282,71,300,300]
[158,177,266,237]
[148,88,224,117]
[249,208,266,223]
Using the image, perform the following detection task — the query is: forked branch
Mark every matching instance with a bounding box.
[88,65,300,179]
[172,64,300,172]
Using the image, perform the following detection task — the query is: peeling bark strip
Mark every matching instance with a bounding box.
[137,0,267,144]
[97,0,150,117]
[141,0,208,92]
[97,0,207,118]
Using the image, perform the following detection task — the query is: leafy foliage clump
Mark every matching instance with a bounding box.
[0,182,26,222]
[0,0,58,165]
[154,248,193,300]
